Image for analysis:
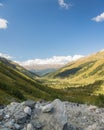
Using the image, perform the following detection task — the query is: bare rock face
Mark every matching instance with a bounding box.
[52,99,67,128]
[33,99,67,130]
[0,99,104,130]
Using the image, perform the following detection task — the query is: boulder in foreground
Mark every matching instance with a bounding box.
[0,99,104,130]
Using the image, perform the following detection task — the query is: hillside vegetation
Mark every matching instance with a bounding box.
[0,57,65,104]
[43,50,104,106]
[1,50,104,107]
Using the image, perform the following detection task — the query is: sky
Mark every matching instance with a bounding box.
[0,0,104,65]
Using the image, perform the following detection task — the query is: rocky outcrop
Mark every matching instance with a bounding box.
[0,99,104,130]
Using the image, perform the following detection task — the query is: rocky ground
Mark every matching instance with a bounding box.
[0,99,104,130]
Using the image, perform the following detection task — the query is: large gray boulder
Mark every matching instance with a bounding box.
[32,99,67,130]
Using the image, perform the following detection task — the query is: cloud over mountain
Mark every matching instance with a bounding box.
[0,53,13,59]
[17,55,84,67]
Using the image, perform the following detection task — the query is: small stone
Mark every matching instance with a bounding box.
[41,103,53,113]
[85,123,97,130]
[10,102,17,105]
[102,118,104,123]
[32,121,42,129]
[0,104,5,109]
[22,127,27,130]
[24,100,35,108]
[14,123,21,130]
[88,105,97,111]
[4,114,10,119]
[15,113,27,124]
[11,119,15,123]
[24,106,31,116]
[35,103,41,109]
[0,115,3,121]
[5,121,14,129]
[27,123,35,130]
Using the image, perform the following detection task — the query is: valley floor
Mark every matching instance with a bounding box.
[40,78,104,107]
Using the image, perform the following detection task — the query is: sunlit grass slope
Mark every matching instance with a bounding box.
[46,50,104,86]
[44,50,104,106]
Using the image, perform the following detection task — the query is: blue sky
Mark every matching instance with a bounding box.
[0,0,104,63]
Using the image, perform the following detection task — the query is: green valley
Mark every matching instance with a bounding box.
[43,50,104,107]
[0,57,65,104]
[1,50,104,107]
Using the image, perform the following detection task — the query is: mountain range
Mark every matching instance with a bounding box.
[43,50,104,106]
[22,64,63,76]
[0,50,104,106]
[47,50,104,85]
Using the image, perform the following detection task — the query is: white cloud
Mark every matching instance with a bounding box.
[16,55,84,67]
[0,53,13,59]
[0,18,8,29]
[58,0,71,9]
[0,3,3,7]
[92,12,104,22]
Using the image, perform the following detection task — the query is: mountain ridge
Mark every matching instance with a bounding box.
[22,63,63,76]
[46,50,104,80]
[42,50,104,106]
[0,57,65,104]
[1,50,104,106]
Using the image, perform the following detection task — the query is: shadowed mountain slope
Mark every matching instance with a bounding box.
[0,57,64,104]
[43,50,104,106]
[47,50,104,82]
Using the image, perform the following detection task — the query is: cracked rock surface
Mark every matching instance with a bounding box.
[0,99,104,130]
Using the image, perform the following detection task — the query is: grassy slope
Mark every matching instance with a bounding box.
[0,57,65,104]
[44,51,104,106]
[1,50,104,107]
[0,57,39,79]
[46,51,104,85]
